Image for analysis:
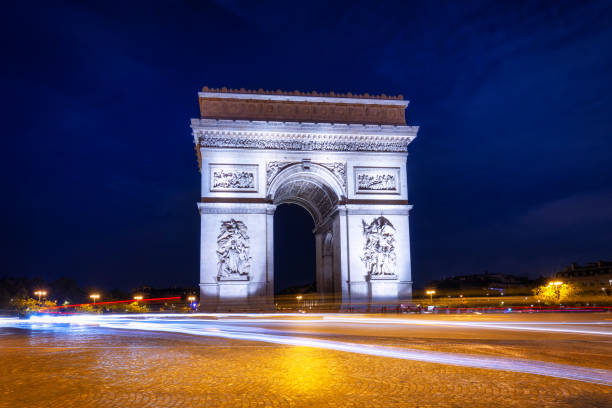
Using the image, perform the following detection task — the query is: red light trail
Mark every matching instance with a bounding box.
[40,296,182,311]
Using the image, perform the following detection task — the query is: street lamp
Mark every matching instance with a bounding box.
[187,295,197,311]
[34,290,47,302]
[90,293,100,305]
[133,295,143,303]
[426,290,435,304]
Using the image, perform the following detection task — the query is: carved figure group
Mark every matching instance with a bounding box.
[357,173,396,191]
[213,170,255,189]
[361,216,397,276]
[217,219,251,278]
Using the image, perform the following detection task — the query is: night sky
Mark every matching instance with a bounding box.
[3,1,612,291]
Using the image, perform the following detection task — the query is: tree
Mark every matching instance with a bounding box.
[74,304,101,314]
[533,282,577,304]
[123,302,148,313]
[10,297,56,312]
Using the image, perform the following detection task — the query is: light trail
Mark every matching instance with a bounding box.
[98,319,612,386]
[2,314,611,386]
[320,316,612,336]
[17,313,612,336]
[39,296,182,311]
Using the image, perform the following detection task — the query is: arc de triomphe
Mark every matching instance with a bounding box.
[191,87,418,311]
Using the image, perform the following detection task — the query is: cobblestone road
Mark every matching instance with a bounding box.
[1,319,610,408]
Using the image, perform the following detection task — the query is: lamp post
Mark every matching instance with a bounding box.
[426,290,435,304]
[133,295,143,303]
[187,295,196,311]
[296,295,303,310]
[90,293,100,305]
[34,290,47,302]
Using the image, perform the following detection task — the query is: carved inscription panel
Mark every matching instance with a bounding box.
[354,167,400,194]
[209,164,258,192]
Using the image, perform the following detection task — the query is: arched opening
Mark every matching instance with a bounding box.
[273,204,316,299]
[268,163,344,310]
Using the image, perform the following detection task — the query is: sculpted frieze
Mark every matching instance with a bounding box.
[199,135,408,153]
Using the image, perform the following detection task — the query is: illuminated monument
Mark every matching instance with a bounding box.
[191,87,418,311]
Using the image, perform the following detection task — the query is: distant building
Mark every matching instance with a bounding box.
[426,272,533,296]
[555,261,612,293]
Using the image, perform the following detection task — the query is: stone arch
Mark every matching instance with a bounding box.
[267,163,344,226]
[266,164,345,307]
[193,88,417,312]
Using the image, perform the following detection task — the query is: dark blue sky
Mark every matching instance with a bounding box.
[2,1,611,290]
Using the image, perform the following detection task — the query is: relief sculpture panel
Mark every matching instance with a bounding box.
[217,219,251,281]
[210,164,258,192]
[361,216,397,279]
[354,167,400,194]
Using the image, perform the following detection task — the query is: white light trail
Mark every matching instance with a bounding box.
[99,320,612,386]
[321,316,612,336]
[2,314,611,386]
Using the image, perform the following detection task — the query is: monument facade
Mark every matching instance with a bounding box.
[191,87,418,311]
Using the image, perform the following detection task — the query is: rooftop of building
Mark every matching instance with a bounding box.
[200,86,404,101]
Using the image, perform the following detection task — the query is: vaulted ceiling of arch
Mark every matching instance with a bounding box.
[273,178,338,225]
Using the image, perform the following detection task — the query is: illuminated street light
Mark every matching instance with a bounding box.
[133,295,143,303]
[426,290,436,304]
[90,294,100,305]
[34,290,47,302]
[187,295,197,312]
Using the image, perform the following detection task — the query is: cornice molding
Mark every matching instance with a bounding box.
[191,118,417,136]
